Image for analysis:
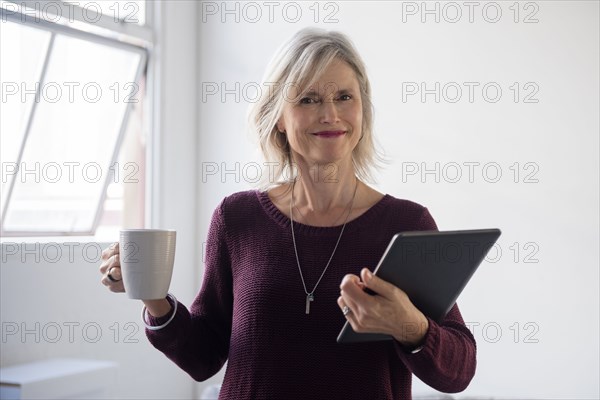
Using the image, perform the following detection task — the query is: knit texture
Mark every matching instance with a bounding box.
[146,190,477,399]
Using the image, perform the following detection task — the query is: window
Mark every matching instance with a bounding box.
[0,1,150,237]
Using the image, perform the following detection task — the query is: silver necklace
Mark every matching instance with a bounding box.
[290,179,359,314]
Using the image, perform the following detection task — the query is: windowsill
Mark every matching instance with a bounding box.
[0,236,112,244]
[0,227,119,244]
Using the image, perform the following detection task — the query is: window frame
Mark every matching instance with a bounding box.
[0,1,154,238]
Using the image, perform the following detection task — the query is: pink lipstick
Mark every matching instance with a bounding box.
[312,130,346,138]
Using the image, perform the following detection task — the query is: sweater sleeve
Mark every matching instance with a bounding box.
[144,200,233,381]
[394,207,477,393]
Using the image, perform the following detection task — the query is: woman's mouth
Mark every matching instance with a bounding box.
[312,130,346,138]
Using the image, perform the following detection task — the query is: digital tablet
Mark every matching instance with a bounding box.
[337,228,501,344]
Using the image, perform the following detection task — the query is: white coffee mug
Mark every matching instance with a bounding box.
[119,229,176,300]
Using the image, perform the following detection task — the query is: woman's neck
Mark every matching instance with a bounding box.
[267,158,384,227]
[293,161,358,214]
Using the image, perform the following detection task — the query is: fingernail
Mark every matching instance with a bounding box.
[363,268,372,281]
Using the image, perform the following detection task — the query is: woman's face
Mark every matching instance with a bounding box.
[276,59,363,169]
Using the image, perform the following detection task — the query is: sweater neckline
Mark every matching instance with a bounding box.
[256,189,392,236]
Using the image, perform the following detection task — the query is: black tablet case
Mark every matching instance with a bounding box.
[337,229,501,343]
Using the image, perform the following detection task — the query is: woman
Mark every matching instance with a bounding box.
[100,28,476,399]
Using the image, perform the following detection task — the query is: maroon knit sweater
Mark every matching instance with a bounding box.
[146,190,477,399]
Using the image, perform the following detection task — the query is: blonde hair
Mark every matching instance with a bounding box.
[248,28,383,189]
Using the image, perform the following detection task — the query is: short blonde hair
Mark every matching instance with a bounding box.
[248,28,383,188]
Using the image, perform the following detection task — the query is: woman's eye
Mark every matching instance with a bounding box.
[299,97,318,104]
[338,94,352,101]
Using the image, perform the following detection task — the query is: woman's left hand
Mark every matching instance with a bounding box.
[338,268,429,347]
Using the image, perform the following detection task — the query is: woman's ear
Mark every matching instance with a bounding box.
[276,118,285,134]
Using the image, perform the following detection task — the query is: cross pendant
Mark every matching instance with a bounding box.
[305,293,314,314]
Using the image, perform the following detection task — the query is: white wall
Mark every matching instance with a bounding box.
[195,1,599,399]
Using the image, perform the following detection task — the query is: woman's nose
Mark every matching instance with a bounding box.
[319,101,339,124]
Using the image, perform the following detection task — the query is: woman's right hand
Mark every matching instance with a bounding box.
[99,242,125,293]
[99,242,173,318]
